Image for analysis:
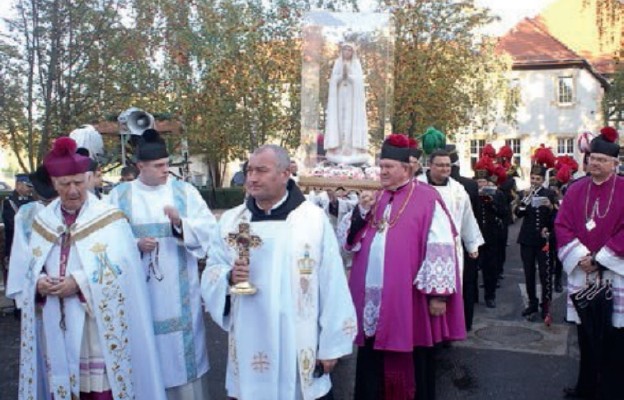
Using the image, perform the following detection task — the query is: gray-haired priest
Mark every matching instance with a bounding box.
[18,137,166,400]
[201,144,357,400]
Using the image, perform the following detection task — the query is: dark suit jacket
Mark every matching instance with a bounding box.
[515,186,557,247]
[2,191,33,257]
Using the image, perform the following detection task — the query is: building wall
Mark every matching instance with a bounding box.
[456,66,605,188]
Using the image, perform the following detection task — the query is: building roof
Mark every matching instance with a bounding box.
[497,18,584,65]
[496,17,609,86]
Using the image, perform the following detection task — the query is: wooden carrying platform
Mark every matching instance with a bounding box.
[298,176,381,191]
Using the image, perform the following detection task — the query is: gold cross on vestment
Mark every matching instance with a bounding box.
[227,220,262,263]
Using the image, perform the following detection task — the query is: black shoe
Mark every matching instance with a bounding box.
[522,305,538,317]
[555,282,563,293]
[498,274,505,280]
[562,387,588,399]
[485,299,496,308]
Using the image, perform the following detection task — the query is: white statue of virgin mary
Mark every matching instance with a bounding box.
[324,42,369,165]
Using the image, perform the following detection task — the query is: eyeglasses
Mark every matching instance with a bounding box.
[432,163,451,168]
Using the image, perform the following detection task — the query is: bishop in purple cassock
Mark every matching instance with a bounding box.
[555,126,624,400]
[338,134,466,400]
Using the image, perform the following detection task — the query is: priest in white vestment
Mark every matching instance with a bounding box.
[7,166,58,309]
[107,129,216,399]
[18,137,166,400]
[202,144,357,400]
[418,149,484,275]
[307,187,358,270]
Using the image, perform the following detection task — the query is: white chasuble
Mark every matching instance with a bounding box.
[7,201,51,400]
[18,194,166,400]
[107,179,216,389]
[7,201,45,307]
[202,201,356,400]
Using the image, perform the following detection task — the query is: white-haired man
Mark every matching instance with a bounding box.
[18,137,165,400]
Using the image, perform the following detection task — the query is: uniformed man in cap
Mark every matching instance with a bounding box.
[515,146,557,319]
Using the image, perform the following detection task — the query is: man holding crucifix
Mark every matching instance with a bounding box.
[201,144,356,400]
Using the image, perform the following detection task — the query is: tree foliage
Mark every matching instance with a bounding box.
[603,68,624,124]
[388,0,513,139]
[0,0,512,184]
[585,0,623,51]
[0,0,162,170]
[587,0,623,126]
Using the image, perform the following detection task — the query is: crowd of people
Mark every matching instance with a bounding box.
[1,126,622,400]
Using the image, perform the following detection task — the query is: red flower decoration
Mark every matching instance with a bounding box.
[497,145,514,160]
[493,165,508,185]
[481,144,496,158]
[408,137,419,149]
[555,155,579,173]
[386,134,410,148]
[51,137,77,156]
[600,126,619,143]
[533,144,556,168]
[556,165,572,184]
[475,155,495,172]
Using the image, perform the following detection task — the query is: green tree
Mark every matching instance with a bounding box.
[589,0,623,126]
[0,0,159,171]
[387,0,514,139]
[133,0,354,187]
[603,68,624,124]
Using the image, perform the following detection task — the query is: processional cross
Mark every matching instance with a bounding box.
[226,219,262,295]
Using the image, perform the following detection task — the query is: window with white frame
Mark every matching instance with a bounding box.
[557,76,574,105]
[470,139,486,168]
[504,138,522,166]
[557,137,575,155]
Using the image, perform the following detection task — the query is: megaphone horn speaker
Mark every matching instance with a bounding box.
[127,110,155,136]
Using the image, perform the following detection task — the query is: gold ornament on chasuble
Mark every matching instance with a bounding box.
[299,348,316,387]
[297,244,315,275]
[226,218,263,295]
[297,244,317,319]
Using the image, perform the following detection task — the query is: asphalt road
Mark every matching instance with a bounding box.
[0,221,579,400]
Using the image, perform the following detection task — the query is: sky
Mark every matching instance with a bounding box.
[474,0,558,36]
[0,0,557,36]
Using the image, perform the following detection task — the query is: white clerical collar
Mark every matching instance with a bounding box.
[256,190,289,215]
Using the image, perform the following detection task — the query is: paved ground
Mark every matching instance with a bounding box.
[0,221,579,400]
